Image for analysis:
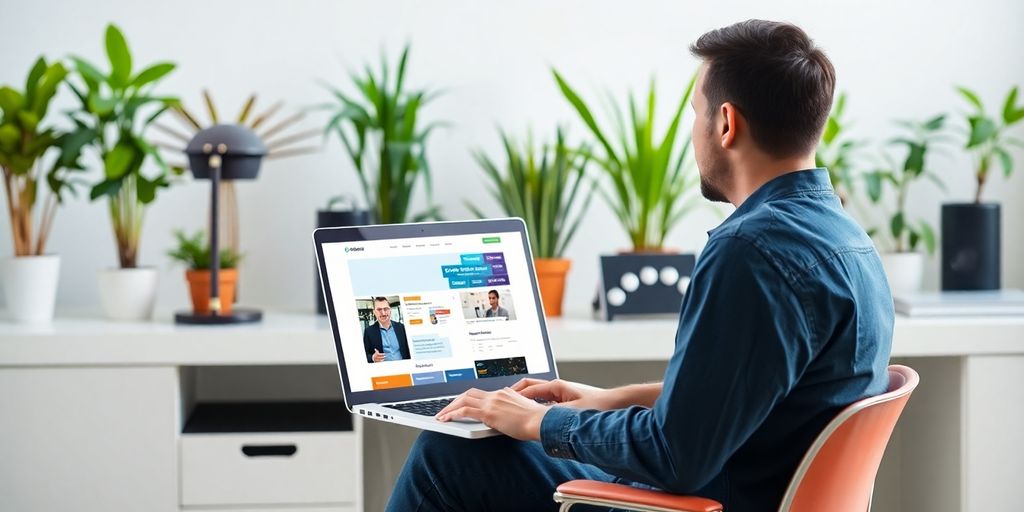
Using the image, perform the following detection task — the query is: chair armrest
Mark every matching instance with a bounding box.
[555,480,723,512]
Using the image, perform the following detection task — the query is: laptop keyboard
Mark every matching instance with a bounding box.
[384,398,455,417]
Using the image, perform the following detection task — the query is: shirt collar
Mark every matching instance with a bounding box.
[709,168,834,236]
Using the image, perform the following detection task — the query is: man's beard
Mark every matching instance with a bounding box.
[698,151,731,203]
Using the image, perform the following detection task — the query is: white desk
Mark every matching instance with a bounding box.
[2,312,1023,511]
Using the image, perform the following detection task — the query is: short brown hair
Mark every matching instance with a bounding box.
[373,296,389,304]
[690,20,835,158]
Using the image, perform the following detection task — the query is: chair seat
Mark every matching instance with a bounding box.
[555,480,724,512]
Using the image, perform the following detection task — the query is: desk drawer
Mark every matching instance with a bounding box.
[180,432,357,506]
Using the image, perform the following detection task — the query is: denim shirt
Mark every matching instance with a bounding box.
[380,324,402,361]
[540,168,894,510]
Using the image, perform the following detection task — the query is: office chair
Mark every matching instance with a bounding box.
[552,365,920,512]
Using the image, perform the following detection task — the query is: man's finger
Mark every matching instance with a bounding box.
[437,406,484,423]
[374,349,381,354]
[510,378,547,392]
[518,381,560,400]
[436,394,483,417]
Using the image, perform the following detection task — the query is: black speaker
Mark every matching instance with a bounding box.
[941,203,1000,291]
[315,209,372,314]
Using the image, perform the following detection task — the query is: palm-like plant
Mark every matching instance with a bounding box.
[955,85,1024,202]
[553,70,700,251]
[63,24,180,268]
[0,57,84,256]
[467,128,596,259]
[323,45,442,224]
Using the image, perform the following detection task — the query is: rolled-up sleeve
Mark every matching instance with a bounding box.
[537,236,813,493]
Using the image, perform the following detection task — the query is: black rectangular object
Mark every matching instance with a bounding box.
[183,401,353,434]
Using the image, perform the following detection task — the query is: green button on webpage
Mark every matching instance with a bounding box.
[482,236,501,244]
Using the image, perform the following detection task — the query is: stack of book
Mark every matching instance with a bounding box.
[894,289,1024,317]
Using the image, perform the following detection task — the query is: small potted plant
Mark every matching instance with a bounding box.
[863,115,947,295]
[941,86,1024,290]
[63,24,180,320]
[167,230,243,315]
[467,127,596,317]
[552,70,701,252]
[0,57,83,322]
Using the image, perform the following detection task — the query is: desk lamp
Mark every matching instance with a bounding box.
[175,125,265,324]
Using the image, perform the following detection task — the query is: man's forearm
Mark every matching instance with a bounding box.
[606,382,662,409]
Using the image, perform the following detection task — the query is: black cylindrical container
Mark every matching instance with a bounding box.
[315,209,372,314]
[941,203,1001,291]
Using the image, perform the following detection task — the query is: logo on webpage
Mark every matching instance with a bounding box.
[345,246,365,253]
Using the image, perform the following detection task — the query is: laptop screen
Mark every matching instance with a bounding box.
[318,225,554,402]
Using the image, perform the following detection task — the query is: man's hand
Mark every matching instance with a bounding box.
[511,378,615,410]
[372,349,385,363]
[435,387,549,441]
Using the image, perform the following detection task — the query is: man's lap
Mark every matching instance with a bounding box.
[387,430,628,512]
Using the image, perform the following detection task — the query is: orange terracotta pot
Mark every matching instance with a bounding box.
[534,258,571,317]
[186,268,238,315]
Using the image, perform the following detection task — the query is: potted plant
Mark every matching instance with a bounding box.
[941,86,1024,290]
[63,24,180,320]
[322,44,443,225]
[317,44,442,313]
[467,127,596,317]
[167,230,242,315]
[863,115,947,295]
[552,70,700,253]
[0,57,82,322]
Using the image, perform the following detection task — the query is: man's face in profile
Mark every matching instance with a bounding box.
[489,293,499,308]
[691,63,731,203]
[374,301,391,323]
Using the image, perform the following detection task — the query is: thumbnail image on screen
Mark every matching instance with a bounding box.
[461,287,517,321]
[475,356,529,378]
[356,295,411,364]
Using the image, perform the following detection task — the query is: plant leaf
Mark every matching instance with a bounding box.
[131,62,175,89]
[105,24,132,88]
[956,86,984,112]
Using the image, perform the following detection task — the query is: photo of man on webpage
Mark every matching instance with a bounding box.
[461,287,517,321]
[360,296,411,363]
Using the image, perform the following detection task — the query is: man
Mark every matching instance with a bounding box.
[362,297,411,363]
[387,20,893,511]
[484,289,510,319]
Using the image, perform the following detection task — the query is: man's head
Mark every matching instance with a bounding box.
[488,290,500,309]
[689,20,835,203]
[372,297,392,324]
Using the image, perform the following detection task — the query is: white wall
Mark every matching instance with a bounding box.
[2,0,1023,314]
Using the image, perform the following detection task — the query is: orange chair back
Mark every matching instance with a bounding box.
[779,364,919,512]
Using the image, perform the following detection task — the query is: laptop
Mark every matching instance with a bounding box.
[313,218,560,438]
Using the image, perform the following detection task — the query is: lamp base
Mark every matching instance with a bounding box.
[175,308,263,325]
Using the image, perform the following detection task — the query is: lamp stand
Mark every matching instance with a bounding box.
[174,146,262,325]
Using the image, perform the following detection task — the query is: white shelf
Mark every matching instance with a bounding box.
[2,310,1023,367]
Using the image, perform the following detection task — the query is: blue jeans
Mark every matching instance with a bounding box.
[386,431,629,511]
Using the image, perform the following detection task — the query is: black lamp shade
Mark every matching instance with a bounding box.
[186,124,267,180]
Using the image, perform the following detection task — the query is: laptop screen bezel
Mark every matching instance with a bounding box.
[313,218,560,408]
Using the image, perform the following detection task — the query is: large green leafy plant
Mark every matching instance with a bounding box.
[0,57,84,256]
[467,128,596,259]
[955,85,1024,202]
[324,45,442,224]
[816,92,867,205]
[64,24,180,268]
[863,115,947,254]
[553,70,699,251]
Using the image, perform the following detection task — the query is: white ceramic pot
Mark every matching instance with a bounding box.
[1,255,60,323]
[880,252,925,297]
[98,267,158,321]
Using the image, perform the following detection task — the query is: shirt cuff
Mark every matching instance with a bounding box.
[540,406,579,460]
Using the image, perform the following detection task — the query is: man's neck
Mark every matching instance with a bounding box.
[379,320,392,329]
[727,154,817,207]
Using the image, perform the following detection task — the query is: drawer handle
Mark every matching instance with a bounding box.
[241,444,298,457]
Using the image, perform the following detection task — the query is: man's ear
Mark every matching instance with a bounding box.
[720,102,738,149]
